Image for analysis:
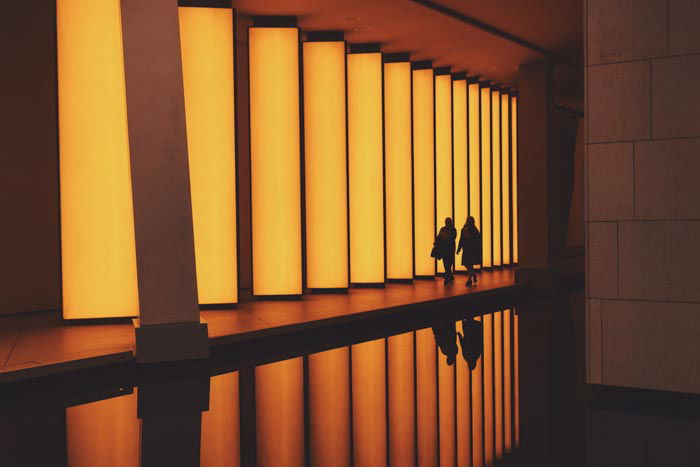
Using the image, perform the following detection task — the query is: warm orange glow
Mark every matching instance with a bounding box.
[179,7,237,304]
[202,372,240,467]
[309,347,351,466]
[514,312,520,446]
[303,41,349,289]
[504,310,513,453]
[492,90,502,267]
[483,313,494,465]
[472,316,484,467]
[456,320,472,466]
[256,358,304,467]
[413,69,436,276]
[57,0,139,319]
[351,338,387,465]
[249,27,302,295]
[468,83,481,244]
[501,94,511,265]
[348,52,385,284]
[438,329,456,467]
[453,79,468,271]
[384,61,414,280]
[416,327,438,464]
[512,96,518,264]
[67,392,139,466]
[388,332,415,466]
[494,311,504,460]
[480,87,492,268]
[435,74,452,274]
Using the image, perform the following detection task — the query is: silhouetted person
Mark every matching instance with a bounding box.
[457,317,483,370]
[457,216,482,286]
[432,320,458,366]
[433,217,457,283]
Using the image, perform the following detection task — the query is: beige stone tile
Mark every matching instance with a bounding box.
[602,299,700,394]
[588,143,634,220]
[670,0,700,55]
[587,0,668,65]
[619,220,700,301]
[588,61,650,143]
[652,54,700,139]
[587,299,602,384]
[635,138,700,219]
[588,222,618,299]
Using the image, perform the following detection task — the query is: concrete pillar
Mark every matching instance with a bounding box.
[120,0,207,362]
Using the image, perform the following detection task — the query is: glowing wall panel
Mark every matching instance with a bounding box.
[480,87,492,268]
[512,96,519,264]
[494,310,504,460]
[179,7,237,304]
[413,69,435,276]
[348,52,385,284]
[384,61,414,280]
[514,312,520,447]
[435,73,452,274]
[504,310,513,453]
[303,41,348,289]
[416,328,438,465]
[249,27,302,295]
[501,93,511,266]
[256,358,304,467]
[388,332,416,466]
[438,336,455,467]
[58,0,139,319]
[468,83,481,237]
[456,320,472,466]
[453,79,468,271]
[492,90,502,267]
[483,313,494,466]
[471,316,484,467]
[202,373,240,467]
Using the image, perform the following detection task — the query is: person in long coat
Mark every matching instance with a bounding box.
[434,217,457,283]
[456,216,482,286]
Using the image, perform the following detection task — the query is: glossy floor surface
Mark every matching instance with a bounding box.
[2,290,699,466]
[0,270,518,383]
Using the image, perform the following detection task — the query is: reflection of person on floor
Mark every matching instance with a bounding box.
[433,217,457,284]
[432,320,458,366]
[457,216,482,286]
[457,317,483,370]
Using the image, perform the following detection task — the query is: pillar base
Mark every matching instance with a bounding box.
[133,318,209,363]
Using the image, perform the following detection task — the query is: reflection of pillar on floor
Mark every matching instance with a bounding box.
[119,0,208,362]
[138,377,209,467]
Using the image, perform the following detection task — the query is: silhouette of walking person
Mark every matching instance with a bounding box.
[433,217,457,284]
[432,320,459,366]
[457,317,483,370]
[456,216,482,286]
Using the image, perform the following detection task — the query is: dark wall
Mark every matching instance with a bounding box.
[0,1,61,315]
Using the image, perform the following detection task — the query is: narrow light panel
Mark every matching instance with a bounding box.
[480,86,492,268]
[468,83,481,247]
[303,40,348,289]
[348,52,385,284]
[472,316,484,467]
[179,6,237,304]
[492,89,502,267]
[57,0,139,319]
[453,78,468,271]
[435,72,452,274]
[249,27,302,295]
[501,92,511,265]
[384,60,413,280]
[388,332,416,466]
[416,328,437,464]
[512,96,518,264]
[413,68,435,277]
[484,313,494,466]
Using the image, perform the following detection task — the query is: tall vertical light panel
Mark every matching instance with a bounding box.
[58,0,139,319]
[303,39,348,289]
[179,7,237,304]
[480,84,492,268]
[435,69,452,274]
[384,56,413,280]
[492,88,502,267]
[512,95,519,264]
[468,81,481,234]
[249,25,302,296]
[501,92,511,265]
[348,48,385,284]
[453,76,468,271]
[412,64,435,277]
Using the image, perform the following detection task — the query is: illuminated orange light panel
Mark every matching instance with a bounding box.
[468,83,481,245]
[453,78,468,271]
[249,27,302,295]
[58,0,139,319]
[492,88,502,267]
[384,60,413,280]
[179,7,238,304]
[303,41,348,288]
[348,52,385,284]
[435,72,452,274]
[413,68,435,276]
[481,86,492,268]
[501,92,511,265]
[512,96,519,264]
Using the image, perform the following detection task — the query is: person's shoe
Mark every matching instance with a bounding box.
[466,279,472,286]
[472,273,478,284]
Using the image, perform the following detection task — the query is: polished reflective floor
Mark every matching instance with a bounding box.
[2,291,699,466]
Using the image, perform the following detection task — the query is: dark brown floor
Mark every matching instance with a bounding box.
[0,269,518,383]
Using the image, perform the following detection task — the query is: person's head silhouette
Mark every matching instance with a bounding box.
[445,217,453,227]
[466,216,475,229]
